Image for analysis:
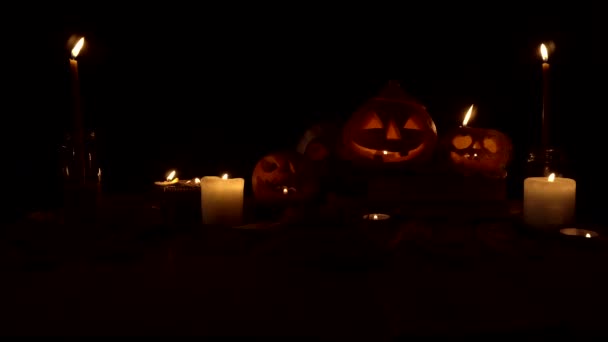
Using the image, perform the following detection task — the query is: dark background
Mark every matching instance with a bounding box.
[3,6,606,222]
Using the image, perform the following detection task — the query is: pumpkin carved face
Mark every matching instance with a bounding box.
[341,81,437,166]
[252,152,319,204]
[443,127,512,178]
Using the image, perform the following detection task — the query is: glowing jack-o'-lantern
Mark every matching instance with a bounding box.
[252,151,319,204]
[341,81,437,166]
[441,105,512,178]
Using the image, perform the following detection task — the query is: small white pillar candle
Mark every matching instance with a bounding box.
[201,174,245,225]
[524,173,576,228]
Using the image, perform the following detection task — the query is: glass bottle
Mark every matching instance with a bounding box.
[85,130,101,185]
[59,133,75,182]
[525,147,572,179]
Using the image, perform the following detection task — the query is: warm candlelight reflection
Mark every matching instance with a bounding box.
[383,150,388,155]
[586,233,591,238]
[283,186,288,195]
[71,37,84,58]
[222,173,229,180]
[462,104,474,127]
[540,43,548,62]
[548,173,555,182]
[194,178,201,184]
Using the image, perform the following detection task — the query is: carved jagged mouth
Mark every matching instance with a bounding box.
[258,177,297,193]
[373,150,407,162]
[451,151,484,161]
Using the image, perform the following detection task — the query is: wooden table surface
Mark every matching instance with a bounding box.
[1,194,607,337]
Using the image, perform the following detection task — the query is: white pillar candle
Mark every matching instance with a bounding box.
[201,174,245,226]
[524,173,576,228]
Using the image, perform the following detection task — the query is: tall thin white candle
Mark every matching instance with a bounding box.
[70,37,86,184]
[201,174,245,225]
[540,43,550,148]
[524,173,576,228]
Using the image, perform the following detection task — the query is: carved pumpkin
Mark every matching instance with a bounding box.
[441,127,512,178]
[341,81,437,166]
[252,151,319,204]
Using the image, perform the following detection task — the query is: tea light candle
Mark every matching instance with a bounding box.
[524,173,576,228]
[201,174,244,225]
[559,228,599,238]
[363,213,391,221]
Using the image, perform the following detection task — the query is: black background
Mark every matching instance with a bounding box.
[3,6,607,221]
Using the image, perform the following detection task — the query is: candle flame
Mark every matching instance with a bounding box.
[283,186,288,195]
[383,150,388,155]
[71,37,85,58]
[166,170,176,181]
[222,173,228,180]
[373,214,378,220]
[462,105,474,127]
[194,178,200,184]
[548,173,555,182]
[540,43,548,62]
[586,233,591,238]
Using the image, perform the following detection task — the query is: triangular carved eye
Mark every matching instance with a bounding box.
[362,112,383,129]
[404,118,422,130]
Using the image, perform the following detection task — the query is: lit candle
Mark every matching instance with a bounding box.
[70,37,86,184]
[154,170,179,186]
[363,213,391,221]
[180,177,202,187]
[524,173,576,228]
[201,173,245,225]
[540,43,550,149]
[560,228,599,238]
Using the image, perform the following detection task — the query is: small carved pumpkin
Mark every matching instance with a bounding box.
[341,81,437,166]
[252,151,319,204]
[441,127,512,178]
